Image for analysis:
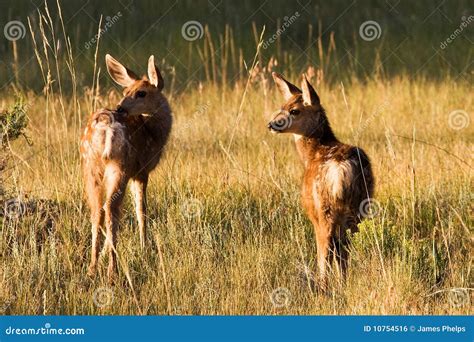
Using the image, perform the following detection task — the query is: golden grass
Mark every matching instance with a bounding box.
[0,75,472,315]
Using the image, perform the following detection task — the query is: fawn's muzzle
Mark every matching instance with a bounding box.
[268,121,282,133]
[268,117,292,133]
[116,105,127,114]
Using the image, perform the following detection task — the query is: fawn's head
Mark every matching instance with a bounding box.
[269,72,332,139]
[106,54,166,116]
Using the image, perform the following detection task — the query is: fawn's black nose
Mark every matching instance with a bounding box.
[116,105,126,113]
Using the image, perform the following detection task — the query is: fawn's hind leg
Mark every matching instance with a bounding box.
[334,217,358,280]
[86,170,104,276]
[315,227,332,291]
[130,175,148,250]
[333,223,350,280]
[333,237,349,280]
[103,162,127,283]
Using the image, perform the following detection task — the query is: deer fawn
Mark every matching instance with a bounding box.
[80,54,172,281]
[268,72,374,289]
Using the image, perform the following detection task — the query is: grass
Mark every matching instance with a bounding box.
[1,76,472,315]
[0,1,472,315]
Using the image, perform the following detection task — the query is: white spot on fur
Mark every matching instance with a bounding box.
[293,134,303,142]
[324,160,355,200]
[102,122,127,160]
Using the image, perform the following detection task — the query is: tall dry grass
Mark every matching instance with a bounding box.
[0,1,472,315]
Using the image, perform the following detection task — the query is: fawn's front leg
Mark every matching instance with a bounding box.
[131,175,148,250]
[314,221,332,292]
[103,163,127,283]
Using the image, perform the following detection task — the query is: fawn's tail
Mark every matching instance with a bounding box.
[91,109,128,160]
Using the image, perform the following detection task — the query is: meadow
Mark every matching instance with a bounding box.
[0,0,472,315]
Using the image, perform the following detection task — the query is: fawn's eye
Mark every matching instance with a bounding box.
[136,91,147,98]
[290,109,300,115]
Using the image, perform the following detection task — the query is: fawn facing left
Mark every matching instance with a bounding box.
[268,72,374,289]
[80,54,172,281]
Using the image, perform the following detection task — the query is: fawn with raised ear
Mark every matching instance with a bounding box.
[268,72,374,289]
[80,54,172,281]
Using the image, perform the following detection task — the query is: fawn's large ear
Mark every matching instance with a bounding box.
[105,54,138,87]
[272,72,301,101]
[301,74,320,106]
[147,55,164,91]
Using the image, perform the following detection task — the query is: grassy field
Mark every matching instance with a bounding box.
[0,0,472,315]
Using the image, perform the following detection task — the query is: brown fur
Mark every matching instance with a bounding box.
[269,72,374,289]
[80,55,172,282]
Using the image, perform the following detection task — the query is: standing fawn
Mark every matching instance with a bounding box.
[80,54,172,281]
[268,72,374,289]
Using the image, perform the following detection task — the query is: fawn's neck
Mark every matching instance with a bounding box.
[137,100,172,144]
[293,128,338,168]
[140,100,171,126]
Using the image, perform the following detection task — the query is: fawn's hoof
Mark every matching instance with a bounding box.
[87,264,97,277]
[107,265,118,285]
